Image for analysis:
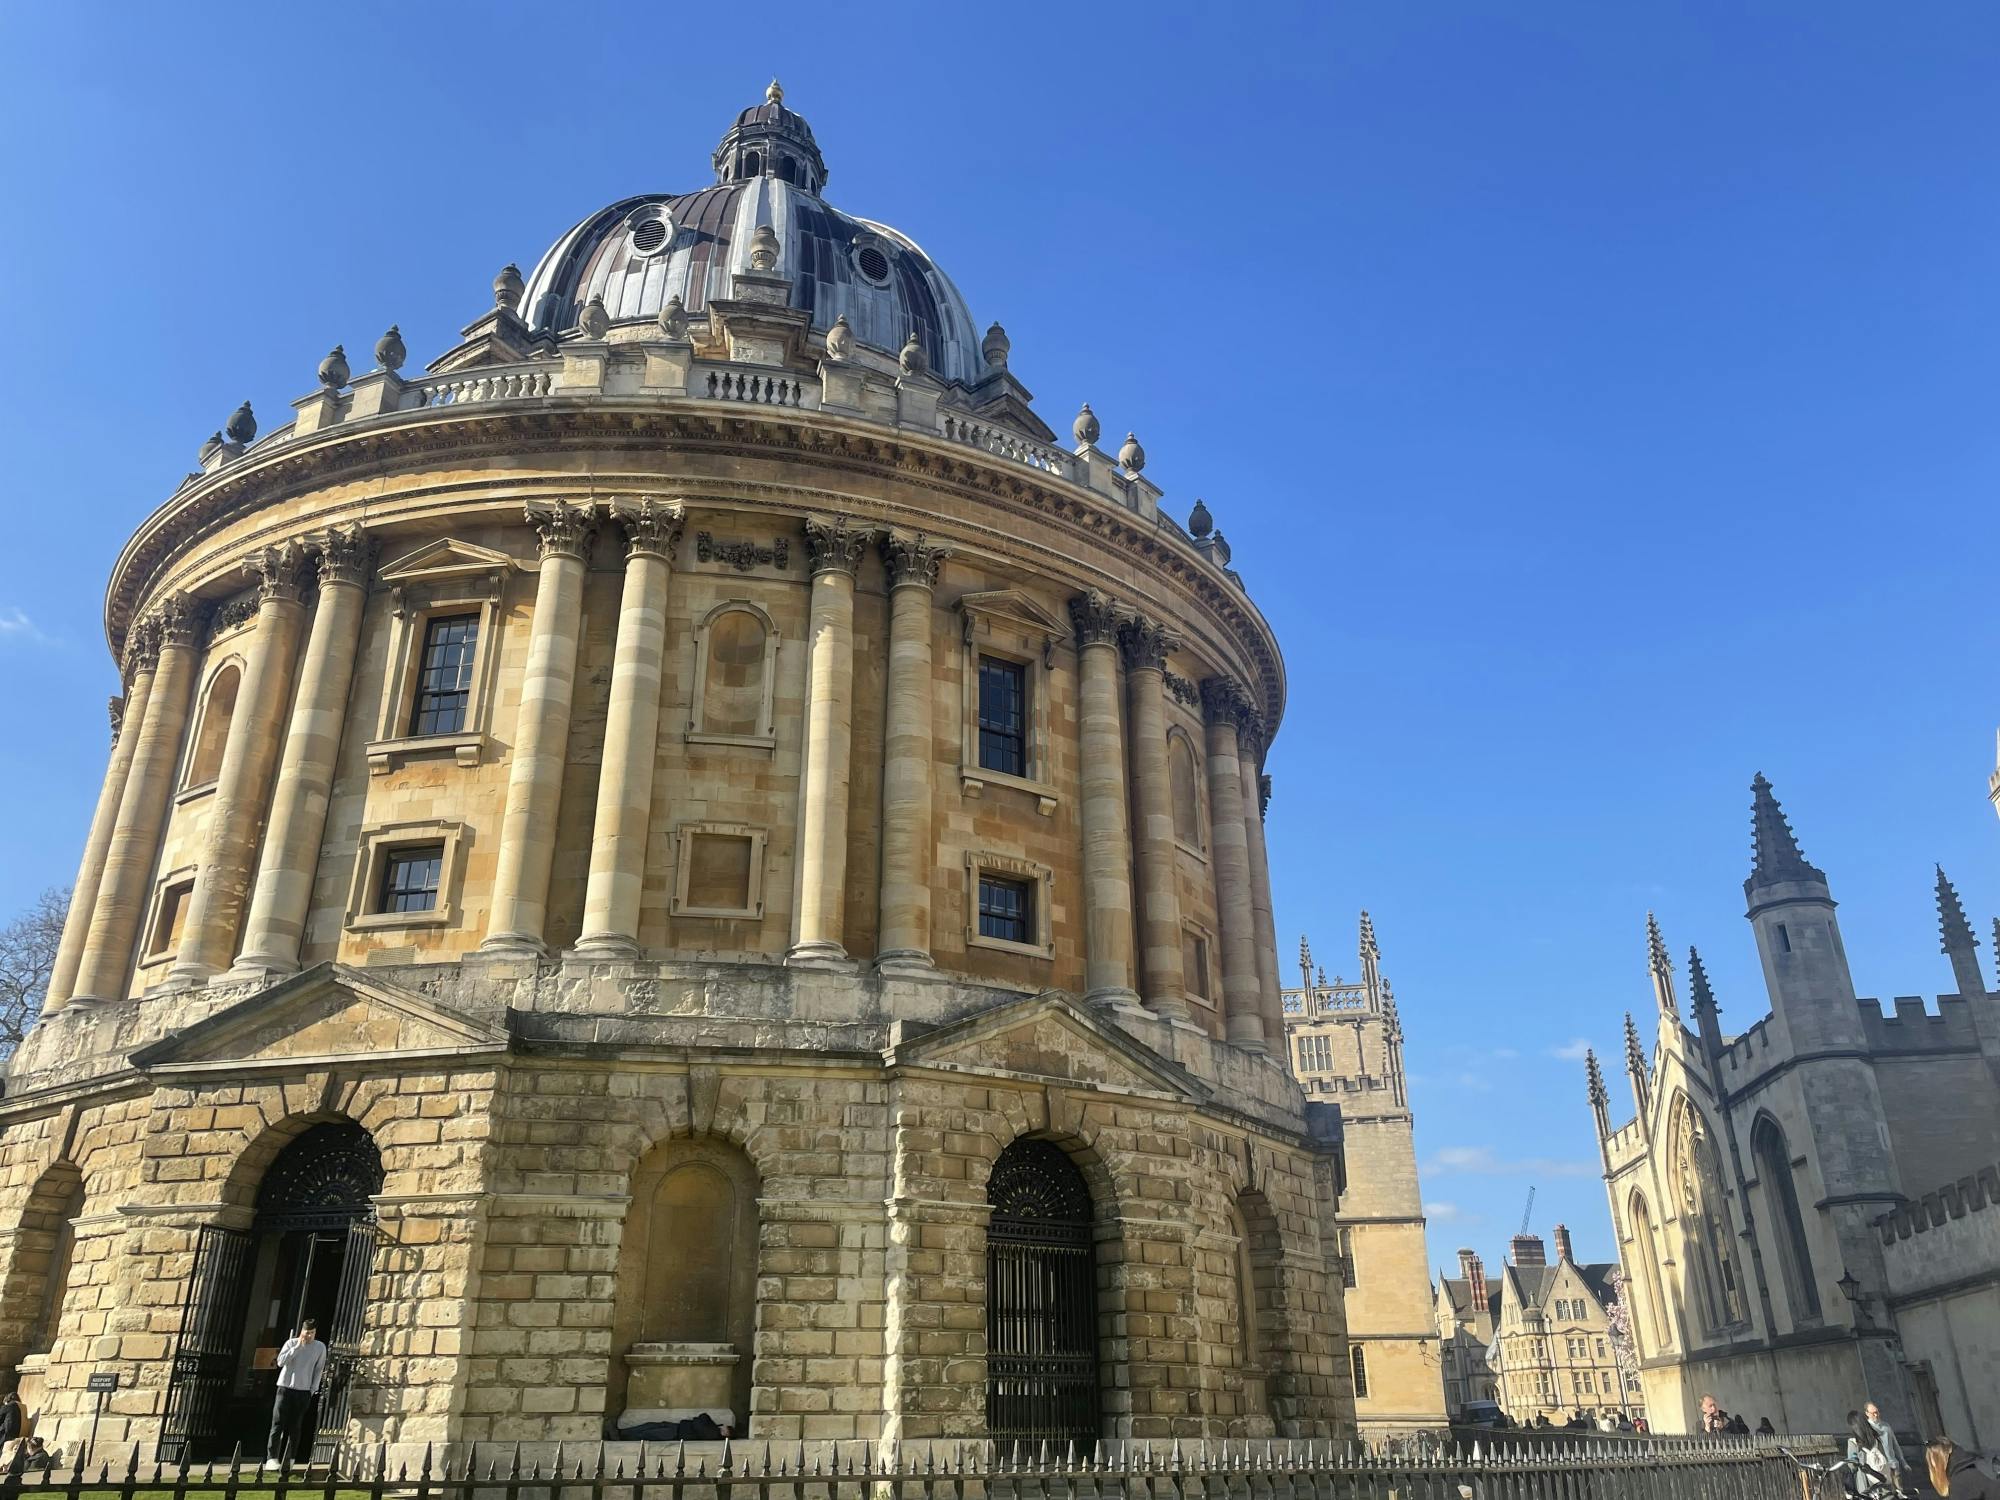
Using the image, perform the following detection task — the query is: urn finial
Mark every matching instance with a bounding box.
[1118,431,1146,474]
[375,325,406,372]
[225,401,257,445]
[317,345,350,390]
[494,263,525,311]
[579,294,610,339]
[766,78,784,104]
[659,294,689,340]
[747,224,781,273]
[1188,498,1213,538]
[899,331,927,378]
[1073,403,1100,447]
[982,322,1010,370]
[825,314,853,362]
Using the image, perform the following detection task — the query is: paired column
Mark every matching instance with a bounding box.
[230,526,376,980]
[71,595,204,1004]
[169,543,311,984]
[1240,746,1286,1046]
[482,501,596,955]
[575,499,684,959]
[1120,614,1190,1021]
[1201,678,1265,1053]
[1068,591,1138,1006]
[788,515,872,968]
[44,646,159,1011]
[876,531,948,973]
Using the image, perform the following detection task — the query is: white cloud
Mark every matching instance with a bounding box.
[1424,1201,1472,1223]
[1422,1145,1597,1179]
[1551,1038,1592,1062]
[0,609,55,646]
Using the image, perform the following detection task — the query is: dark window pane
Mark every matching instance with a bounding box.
[977,874,1034,945]
[976,656,1026,777]
[410,614,480,736]
[380,844,445,914]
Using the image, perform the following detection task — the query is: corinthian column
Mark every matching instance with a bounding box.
[1240,743,1286,1045]
[45,637,160,1011]
[1068,591,1138,1007]
[575,499,684,959]
[1120,613,1189,1021]
[230,526,375,980]
[876,531,948,973]
[788,514,872,969]
[169,543,312,984]
[1201,678,1265,1052]
[482,501,596,955]
[71,594,204,1004]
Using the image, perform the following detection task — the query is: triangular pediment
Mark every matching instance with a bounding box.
[130,963,510,1072]
[378,538,515,585]
[887,990,1209,1102]
[957,589,1068,646]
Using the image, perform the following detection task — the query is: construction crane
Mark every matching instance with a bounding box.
[1519,1186,1536,1236]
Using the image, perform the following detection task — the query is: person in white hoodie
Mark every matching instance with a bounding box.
[264,1321,326,1468]
[1866,1403,1908,1496]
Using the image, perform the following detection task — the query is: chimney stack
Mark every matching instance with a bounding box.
[1554,1223,1574,1263]
[1458,1248,1488,1309]
[1510,1233,1547,1268]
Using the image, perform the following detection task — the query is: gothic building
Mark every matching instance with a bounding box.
[1281,919,1445,1437]
[1588,775,2000,1441]
[1485,1228,1643,1425]
[0,86,1364,1464]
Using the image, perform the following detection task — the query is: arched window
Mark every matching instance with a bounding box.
[1349,1342,1369,1399]
[691,603,779,745]
[1671,1099,1746,1333]
[1169,730,1202,851]
[1752,1116,1821,1323]
[986,1138,1098,1447]
[612,1138,761,1431]
[777,156,798,184]
[1231,1196,1276,1424]
[185,662,241,787]
[742,151,761,178]
[1628,1191,1671,1350]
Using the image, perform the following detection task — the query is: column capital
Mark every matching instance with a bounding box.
[609,497,686,562]
[122,615,162,677]
[524,499,598,560]
[1068,589,1128,649]
[1260,772,1273,820]
[243,539,312,605]
[882,530,950,590]
[1200,676,1264,742]
[152,592,206,651]
[315,523,377,588]
[1118,613,1179,672]
[803,513,875,578]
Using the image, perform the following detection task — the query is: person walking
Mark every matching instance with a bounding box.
[264,1320,326,1469]
[1928,1438,1998,1500]
[0,1392,22,1444]
[1865,1403,1908,1495]
[1849,1411,1890,1495]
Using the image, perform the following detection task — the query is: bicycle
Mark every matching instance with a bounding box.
[1779,1446,1858,1500]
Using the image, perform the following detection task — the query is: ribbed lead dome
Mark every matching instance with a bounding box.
[518,83,983,385]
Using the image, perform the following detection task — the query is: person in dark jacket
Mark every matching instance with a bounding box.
[1929,1438,1999,1500]
[0,1393,21,1444]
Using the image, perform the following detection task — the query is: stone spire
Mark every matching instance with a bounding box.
[1745,772,1826,897]
[1992,918,2000,991]
[1298,933,1313,997]
[1646,911,1679,1020]
[1688,944,1726,1055]
[1623,1011,1651,1118]
[1360,910,1383,1011]
[1586,1048,1611,1140]
[1937,866,1986,997]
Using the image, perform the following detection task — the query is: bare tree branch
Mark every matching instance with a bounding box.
[0,888,69,1057]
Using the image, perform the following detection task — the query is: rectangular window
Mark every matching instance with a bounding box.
[976,655,1027,777]
[1596,1338,1607,1359]
[685,832,755,912]
[148,880,194,957]
[379,844,445,914]
[410,614,480,736]
[977,874,1034,945]
[1184,931,1211,1000]
[1349,1344,1368,1399]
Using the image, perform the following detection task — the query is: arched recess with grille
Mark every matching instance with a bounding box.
[985,1136,1101,1449]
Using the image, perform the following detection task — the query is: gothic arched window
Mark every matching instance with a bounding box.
[1752,1115,1821,1323]
[1670,1098,1746,1334]
[1628,1190,1671,1350]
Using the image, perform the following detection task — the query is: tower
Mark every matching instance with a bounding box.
[1743,774,1861,1050]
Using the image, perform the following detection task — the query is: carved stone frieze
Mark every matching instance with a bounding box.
[802,514,874,578]
[205,596,258,642]
[1118,614,1178,674]
[611,498,686,562]
[882,530,950,591]
[1067,589,1126,649]
[695,531,789,572]
[525,500,598,559]
[315,524,376,588]
[1163,671,1201,709]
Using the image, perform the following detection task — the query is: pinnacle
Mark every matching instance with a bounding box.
[1623,1011,1646,1074]
[1645,912,1671,978]
[1585,1048,1608,1107]
[1360,910,1380,962]
[1745,772,1827,896]
[1935,865,1978,954]
[1688,945,1719,1017]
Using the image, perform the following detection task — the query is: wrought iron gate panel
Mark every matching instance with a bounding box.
[985,1139,1098,1448]
[310,1217,381,1464]
[158,1223,254,1463]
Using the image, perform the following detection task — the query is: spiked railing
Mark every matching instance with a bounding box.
[0,1431,1841,1500]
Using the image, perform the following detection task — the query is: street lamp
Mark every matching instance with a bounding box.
[1838,1269,1870,1330]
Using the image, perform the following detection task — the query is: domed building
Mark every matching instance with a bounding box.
[4,85,1361,1465]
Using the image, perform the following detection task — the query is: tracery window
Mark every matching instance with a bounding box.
[1672,1099,1747,1332]
[1753,1115,1821,1323]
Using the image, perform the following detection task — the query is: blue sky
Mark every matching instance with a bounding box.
[3,3,1997,1268]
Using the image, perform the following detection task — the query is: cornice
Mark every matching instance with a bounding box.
[105,399,1287,734]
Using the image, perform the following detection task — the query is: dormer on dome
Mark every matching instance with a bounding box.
[712,79,828,194]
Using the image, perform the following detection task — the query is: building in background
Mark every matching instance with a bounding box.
[1588,775,2000,1441]
[1434,1250,1500,1419]
[1283,917,1447,1438]
[1490,1228,1644,1425]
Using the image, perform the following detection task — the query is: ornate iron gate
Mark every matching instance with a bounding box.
[310,1216,382,1464]
[158,1223,255,1464]
[985,1138,1098,1449]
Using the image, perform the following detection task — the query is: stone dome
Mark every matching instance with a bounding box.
[518,83,985,384]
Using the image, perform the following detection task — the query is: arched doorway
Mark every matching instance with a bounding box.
[160,1122,383,1463]
[985,1138,1099,1449]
